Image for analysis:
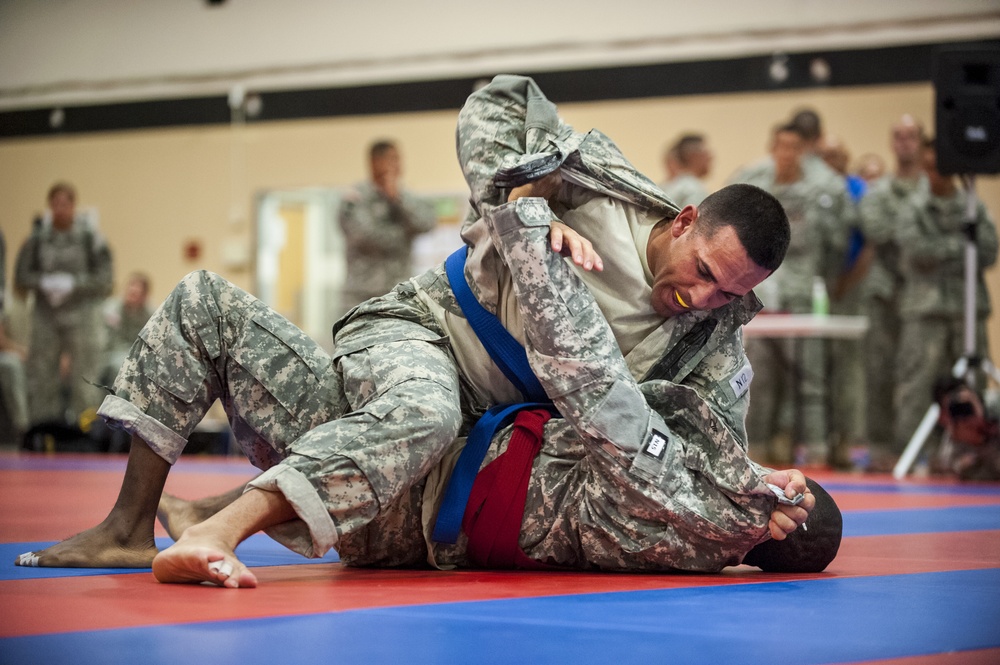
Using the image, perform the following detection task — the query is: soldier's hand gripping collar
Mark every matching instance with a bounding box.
[742,477,842,573]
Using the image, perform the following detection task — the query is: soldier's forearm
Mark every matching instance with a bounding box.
[483,198,651,443]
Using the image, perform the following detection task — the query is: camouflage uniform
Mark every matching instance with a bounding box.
[661,174,709,207]
[0,228,29,439]
[736,166,844,463]
[0,229,6,310]
[893,190,998,453]
[98,202,774,573]
[97,75,774,571]
[352,198,775,572]
[447,75,755,440]
[803,155,863,465]
[0,345,29,438]
[337,181,437,314]
[858,175,927,454]
[14,218,113,425]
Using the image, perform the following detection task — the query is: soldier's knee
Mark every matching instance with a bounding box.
[179,269,226,295]
[174,270,251,313]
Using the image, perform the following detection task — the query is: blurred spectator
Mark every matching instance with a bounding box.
[736,123,842,466]
[933,376,1000,480]
[661,145,680,184]
[0,226,5,312]
[14,182,113,431]
[819,134,869,467]
[0,317,28,447]
[337,140,436,315]
[857,115,927,470]
[0,228,30,446]
[893,139,998,465]
[101,271,153,386]
[854,153,887,185]
[660,133,712,206]
[820,135,867,203]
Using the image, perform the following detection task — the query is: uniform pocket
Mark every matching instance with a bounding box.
[629,428,673,484]
[138,323,212,404]
[230,312,333,418]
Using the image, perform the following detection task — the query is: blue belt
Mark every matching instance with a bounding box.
[432,247,555,544]
[442,247,547,402]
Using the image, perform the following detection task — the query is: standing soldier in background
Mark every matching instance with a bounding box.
[337,140,437,315]
[0,228,30,446]
[818,135,869,468]
[855,153,887,185]
[893,139,998,467]
[14,182,113,431]
[0,227,5,312]
[857,115,926,471]
[736,124,844,467]
[660,134,713,206]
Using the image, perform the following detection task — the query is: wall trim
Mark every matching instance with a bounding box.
[1,39,997,139]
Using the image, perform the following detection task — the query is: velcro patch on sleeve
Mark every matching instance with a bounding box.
[642,428,669,461]
[729,362,754,399]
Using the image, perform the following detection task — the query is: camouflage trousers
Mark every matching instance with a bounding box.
[97,270,464,558]
[893,315,989,454]
[26,303,105,425]
[828,291,867,462]
[0,350,29,434]
[745,335,828,465]
[864,294,901,452]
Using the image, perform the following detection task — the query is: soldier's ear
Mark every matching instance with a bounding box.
[671,205,699,237]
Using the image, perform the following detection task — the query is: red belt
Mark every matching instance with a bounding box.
[461,408,553,570]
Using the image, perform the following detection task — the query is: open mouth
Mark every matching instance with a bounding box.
[675,291,690,309]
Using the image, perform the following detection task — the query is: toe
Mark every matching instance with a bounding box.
[16,551,39,567]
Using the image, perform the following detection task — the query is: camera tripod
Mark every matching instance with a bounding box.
[893,175,1000,479]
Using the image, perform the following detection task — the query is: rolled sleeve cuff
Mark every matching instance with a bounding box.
[248,464,340,559]
[96,395,187,464]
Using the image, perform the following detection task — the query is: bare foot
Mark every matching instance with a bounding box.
[152,531,257,588]
[157,485,247,541]
[14,520,158,568]
[157,492,202,541]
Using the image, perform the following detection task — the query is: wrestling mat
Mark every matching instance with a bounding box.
[1,452,998,665]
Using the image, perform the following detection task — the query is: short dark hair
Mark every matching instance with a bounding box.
[127,271,152,297]
[773,122,803,140]
[790,108,822,142]
[671,133,705,167]
[369,140,397,160]
[932,375,967,404]
[742,477,843,573]
[696,184,790,272]
[47,181,76,203]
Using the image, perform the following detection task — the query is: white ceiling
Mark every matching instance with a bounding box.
[1,0,998,110]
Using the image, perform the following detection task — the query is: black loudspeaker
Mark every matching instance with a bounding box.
[933,46,1000,175]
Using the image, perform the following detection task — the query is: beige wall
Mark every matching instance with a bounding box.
[2,81,1000,346]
